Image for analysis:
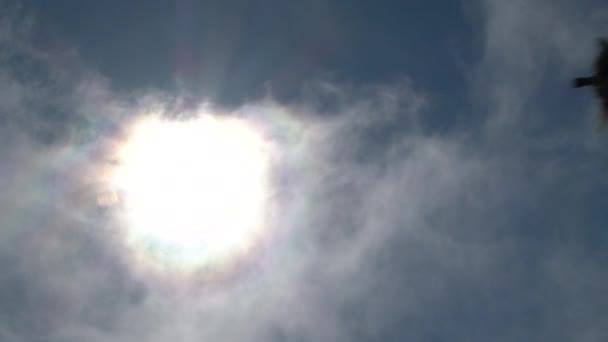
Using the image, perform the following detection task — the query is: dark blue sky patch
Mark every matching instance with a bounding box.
[27,1,475,111]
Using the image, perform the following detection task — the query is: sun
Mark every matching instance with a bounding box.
[108,113,273,272]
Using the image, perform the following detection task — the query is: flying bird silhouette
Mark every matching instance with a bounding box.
[574,38,608,122]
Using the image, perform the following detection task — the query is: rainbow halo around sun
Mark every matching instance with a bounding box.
[107,112,274,274]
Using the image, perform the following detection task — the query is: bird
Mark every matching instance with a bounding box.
[573,38,608,123]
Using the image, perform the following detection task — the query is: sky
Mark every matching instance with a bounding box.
[1,0,608,341]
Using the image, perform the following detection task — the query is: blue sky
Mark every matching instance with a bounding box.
[1,0,607,341]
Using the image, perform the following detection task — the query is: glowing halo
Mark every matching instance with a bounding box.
[106,112,276,274]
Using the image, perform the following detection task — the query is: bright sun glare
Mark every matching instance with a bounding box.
[109,114,272,271]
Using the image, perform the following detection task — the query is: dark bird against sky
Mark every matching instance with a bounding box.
[574,38,608,122]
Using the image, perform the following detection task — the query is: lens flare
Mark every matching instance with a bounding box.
[108,113,274,273]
